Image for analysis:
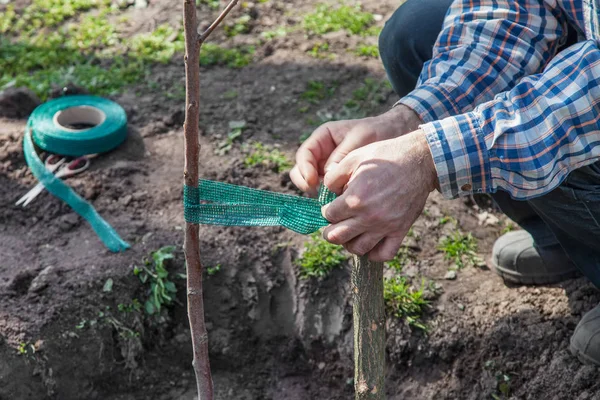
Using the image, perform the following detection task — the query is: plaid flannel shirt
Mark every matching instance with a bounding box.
[397,0,600,199]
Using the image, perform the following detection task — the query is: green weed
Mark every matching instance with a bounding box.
[344,78,392,116]
[386,247,411,272]
[216,120,246,155]
[196,0,221,9]
[303,4,375,36]
[439,215,457,226]
[297,232,347,279]
[501,222,516,234]
[17,342,35,356]
[261,27,287,40]
[308,42,330,58]
[130,23,185,63]
[244,142,292,173]
[200,43,255,67]
[206,264,221,276]
[133,246,178,316]
[222,89,238,99]
[118,299,142,313]
[354,44,379,58]
[485,360,513,399]
[301,80,337,105]
[225,14,252,37]
[439,231,479,269]
[383,276,429,330]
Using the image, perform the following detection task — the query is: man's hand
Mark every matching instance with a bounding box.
[321,130,438,262]
[290,105,422,195]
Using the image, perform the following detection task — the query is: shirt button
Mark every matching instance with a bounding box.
[461,184,472,191]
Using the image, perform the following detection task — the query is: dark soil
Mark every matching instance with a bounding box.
[2,1,600,399]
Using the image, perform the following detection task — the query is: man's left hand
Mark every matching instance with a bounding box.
[321,129,438,261]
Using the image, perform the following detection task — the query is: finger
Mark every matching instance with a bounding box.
[344,233,384,256]
[321,193,359,223]
[322,218,364,245]
[290,165,318,196]
[369,236,404,262]
[295,124,338,189]
[323,153,357,195]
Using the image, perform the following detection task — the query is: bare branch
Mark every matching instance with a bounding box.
[198,0,239,44]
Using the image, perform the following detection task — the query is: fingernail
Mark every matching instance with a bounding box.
[321,204,329,219]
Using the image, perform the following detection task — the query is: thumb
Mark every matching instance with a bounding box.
[323,139,356,173]
[323,153,357,195]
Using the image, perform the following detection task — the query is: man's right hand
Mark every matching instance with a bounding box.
[290,105,423,195]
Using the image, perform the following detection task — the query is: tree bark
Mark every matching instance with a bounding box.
[183,1,213,399]
[352,255,385,399]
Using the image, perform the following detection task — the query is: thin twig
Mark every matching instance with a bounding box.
[198,0,239,44]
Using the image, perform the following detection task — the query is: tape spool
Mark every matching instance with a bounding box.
[30,95,127,156]
[24,95,130,252]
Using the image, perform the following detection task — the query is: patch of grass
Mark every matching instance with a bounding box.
[386,247,411,272]
[196,0,220,9]
[0,0,106,36]
[261,26,287,40]
[207,264,221,276]
[133,246,178,316]
[244,142,292,173]
[354,44,379,58]
[308,42,330,58]
[118,299,142,313]
[384,276,429,330]
[439,215,457,225]
[216,120,246,155]
[222,89,238,99]
[344,77,392,116]
[303,4,375,36]
[439,231,479,269]
[200,43,255,68]
[501,222,516,234]
[297,232,347,279]
[225,14,252,37]
[301,80,337,105]
[130,23,185,63]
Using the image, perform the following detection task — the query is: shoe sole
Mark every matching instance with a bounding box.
[491,258,580,285]
[570,340,600,366]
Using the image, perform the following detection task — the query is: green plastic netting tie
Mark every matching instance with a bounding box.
[183,180,336,234]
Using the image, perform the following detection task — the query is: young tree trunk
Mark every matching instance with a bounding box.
[352,255,385,399]
[183,1,213,399]
[182,1,238,399]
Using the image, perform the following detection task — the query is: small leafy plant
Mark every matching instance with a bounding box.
[354,44,379,58]
[206,264,221,276]
[439,231,479,269]
[303,4,375,36]
[297,232,347,278]
[301,80,338,105]
[244,142,292,173]
[133,246,178,315]
[383,276,429,330]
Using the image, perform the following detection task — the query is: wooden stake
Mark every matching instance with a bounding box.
[182,1,238,399]
[352,256,385,399]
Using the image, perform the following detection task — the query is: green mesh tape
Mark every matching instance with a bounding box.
[183,180,336,234]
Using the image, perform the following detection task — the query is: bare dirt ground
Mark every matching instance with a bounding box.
[2,1,600,399]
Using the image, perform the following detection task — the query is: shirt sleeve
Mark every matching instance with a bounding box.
[397,0,569,123]
[422,40,600,200]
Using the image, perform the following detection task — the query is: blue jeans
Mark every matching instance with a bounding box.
[379,0,600,287]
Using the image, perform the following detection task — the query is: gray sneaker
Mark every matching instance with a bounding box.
[491,230,580,285]
[571,305,600,366]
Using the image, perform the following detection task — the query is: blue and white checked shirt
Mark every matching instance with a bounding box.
[397,0,600,200]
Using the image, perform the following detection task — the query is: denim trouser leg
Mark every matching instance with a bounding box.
[379,0,600,286]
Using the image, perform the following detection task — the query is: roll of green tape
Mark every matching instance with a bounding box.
[24,95,130,252]
[30,95,128,156]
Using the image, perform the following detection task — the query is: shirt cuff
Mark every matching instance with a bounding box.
[420,112,493,199]
[395,83,463,123]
